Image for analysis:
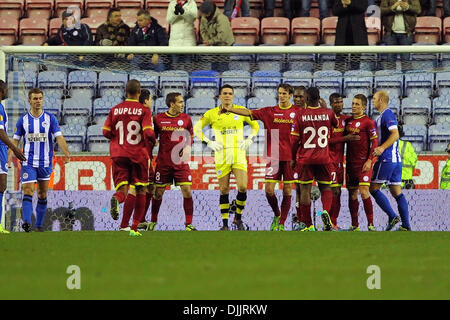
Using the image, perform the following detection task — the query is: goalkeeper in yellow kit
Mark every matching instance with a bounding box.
[194,85,259,230]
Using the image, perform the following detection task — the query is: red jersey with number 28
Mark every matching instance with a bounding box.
[102,99,155,163]
[154,112,193,167]
[291,106,338,165]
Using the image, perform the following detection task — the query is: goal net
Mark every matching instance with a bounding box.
[1,45,449,231]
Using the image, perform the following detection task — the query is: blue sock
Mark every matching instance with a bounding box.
[370,189,398,220]
[0,192,3,225]
[395,194,410,229]
[22,195,33,224]
[36,197,47,228]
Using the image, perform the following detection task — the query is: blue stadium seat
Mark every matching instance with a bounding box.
[252,70,282,97]
[233,97,247,107]
[60,124,86,152]
[159,70,189,98]
[185,97,215,115]
[92,96,123,125]
[402,124,428,152]
[343,70,373,98]
[435,72,450,96]
[63,97,92,126]
[287,45,315,72]
[98,71,128,99]
[190,70,220,98]
[402,95,431,126]
[313,70,342,98]
[371,96,401,117]
[428,124,450,151]
[42,54,70,72]
[68,70,98,99]
[228,44,254,72]
[410,50,438,71]
[44,95,62,114]
[247,96,277,110]
[4,98,27,113]
[154,97,168,114]
[404,71,434,97]
[374,70,403,99]
[256,50,285,72]
[432,95,450,124]
[129,70,159,97]
[221,70,251,98]
[87,124,109,153]
[282,70,312,88]
[10,54,41,72]
[38,71,67,99]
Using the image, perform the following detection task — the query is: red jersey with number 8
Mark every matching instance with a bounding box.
[102,99,155,163]
[291,106,338,165]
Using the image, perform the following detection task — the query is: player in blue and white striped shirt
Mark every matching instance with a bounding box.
[0,80,26,234]
[370,91,411,231]
[12,88,70,232]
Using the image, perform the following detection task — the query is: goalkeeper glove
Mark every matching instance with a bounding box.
[207,140,223,152]
[239,137,254,150]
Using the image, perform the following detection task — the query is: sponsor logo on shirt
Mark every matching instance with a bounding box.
[27,133,47,142]
[273,118,293,124]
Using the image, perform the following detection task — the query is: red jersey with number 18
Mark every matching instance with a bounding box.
[102,99,155,163]
[291,106,338,165]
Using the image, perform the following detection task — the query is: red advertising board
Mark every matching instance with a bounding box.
[14,155,448,190]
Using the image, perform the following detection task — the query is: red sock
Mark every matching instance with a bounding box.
[362,197,374,226]
[330,194,341,226]
[300,203,312,226]
[266,193,280,217]
[183,197,194,225]
[142,192,152,222]
[120,193,135,228]
[114,191,126,204]
[320,189,332,213]
[349,198,359,227]
[131,193,146,231]
[151,198,162,223]
[280,195,291,225]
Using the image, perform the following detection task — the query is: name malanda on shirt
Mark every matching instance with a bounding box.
[302,114,330,122]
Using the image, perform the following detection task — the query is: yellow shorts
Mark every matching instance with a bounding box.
[214,148,247,179]
[215,163,247,179]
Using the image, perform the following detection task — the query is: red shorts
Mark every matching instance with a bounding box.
[154,163,192,187]
[112,157,149,190]
[346,162,372,188]
[297,163,332,185]
[265,160,297,183]
[331,162,344,187]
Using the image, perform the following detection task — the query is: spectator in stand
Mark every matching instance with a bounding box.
[333,0,368,70]
[419,0,435,16]
[95,8,130,46]
[380,0,421,70]
[224,0,250,19]
[301,0,330,20]
[43,10,93,46]
[127,9,168,71]
[167,0,197,46]
[199,1,234,46]
[263,0,301,19]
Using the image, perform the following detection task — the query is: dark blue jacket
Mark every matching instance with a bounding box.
[45,23,93,46]
[128,17,168,46]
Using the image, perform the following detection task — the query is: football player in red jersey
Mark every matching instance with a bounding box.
[148,92,197,231]
[290,87,338,231]
[345,94,378,231]
[103,80,156,236]
[328,93,360,229]
[222,84,300,231]
[119,89,156,232]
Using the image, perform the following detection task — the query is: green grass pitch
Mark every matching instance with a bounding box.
[0,231,449,300]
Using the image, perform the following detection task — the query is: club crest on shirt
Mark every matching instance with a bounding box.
[363,176,369,182]
[356,122,361,128]
[188,175,192,181]
[23,173,28,179]
[233,115,239,121]
[42,121,49,128]
[290,112,296,118]
[177,120,184,126]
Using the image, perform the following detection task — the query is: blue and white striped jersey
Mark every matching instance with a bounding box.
[0,102,8,148]
[375,108,401,163]
[13,111,62,167]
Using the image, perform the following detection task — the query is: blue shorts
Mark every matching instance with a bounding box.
[0,145,8,175]
[372,161,402,186]
[21,165,53,184]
